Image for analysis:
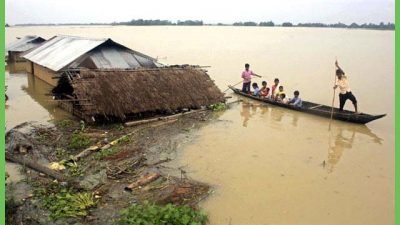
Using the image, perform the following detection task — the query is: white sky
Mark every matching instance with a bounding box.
[6,0,395,25]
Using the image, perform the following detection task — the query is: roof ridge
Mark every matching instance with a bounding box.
[54,34,109,41]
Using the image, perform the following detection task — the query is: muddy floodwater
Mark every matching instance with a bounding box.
[6,26,394,225]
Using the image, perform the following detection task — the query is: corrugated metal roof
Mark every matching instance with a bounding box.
[22,35,109,71]
[86,46,158,69]
[22,35,159,72]
[6,35,46,53]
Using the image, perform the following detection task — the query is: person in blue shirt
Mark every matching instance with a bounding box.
[288,90,302,107]
[252,82,260,96]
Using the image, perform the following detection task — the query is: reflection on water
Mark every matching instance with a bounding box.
[6,69,73,130]
[327,125,383,173]
[239,101,384,174]
[173,99,392,225]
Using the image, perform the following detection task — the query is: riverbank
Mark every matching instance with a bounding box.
[6,111,220,224]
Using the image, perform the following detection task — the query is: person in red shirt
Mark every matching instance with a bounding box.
[260,81,269,97]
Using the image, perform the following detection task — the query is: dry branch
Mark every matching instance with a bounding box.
[125,172,161,191]
[124,109,207,127]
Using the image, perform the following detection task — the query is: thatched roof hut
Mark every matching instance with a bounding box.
[53,66,225,122]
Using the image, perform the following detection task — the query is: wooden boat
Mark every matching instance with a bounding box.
[229,86,386,124]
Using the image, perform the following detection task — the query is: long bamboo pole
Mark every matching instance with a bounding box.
[329,59,337,130]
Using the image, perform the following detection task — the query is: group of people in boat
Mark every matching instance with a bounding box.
[240,61,358,113]
[241,63,302,107]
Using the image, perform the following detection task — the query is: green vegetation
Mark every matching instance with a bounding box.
[117,135,130,144]
[64,159,84,177]
[233,21,257,26]
[117,202,207,225]
[259,21,275,26]
[209,103,226,111]
[69,131,91,150]
[95,147,119,160]
[13,20,395,30]
[55,119,73,128]
[282,22,293,27]
[34,184,96,220]
[111,19,203,26]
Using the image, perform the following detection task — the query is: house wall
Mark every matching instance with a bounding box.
[32,63,59,86]
[7,52,30,73]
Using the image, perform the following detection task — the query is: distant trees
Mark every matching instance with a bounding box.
[177,20,203,26]
[111,19,203,26]
[5,23,10,27]
[259,21,275,26]
[113,19,173,26]
[233,21,257,26]
[12,19,395,30]
[296,22,394,30]
[282,22,293,27]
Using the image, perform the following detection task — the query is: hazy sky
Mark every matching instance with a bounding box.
[6,0,395,25]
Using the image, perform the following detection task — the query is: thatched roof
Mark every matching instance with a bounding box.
[54,66,224,121]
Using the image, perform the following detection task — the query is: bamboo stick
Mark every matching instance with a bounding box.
[124,109,207,127]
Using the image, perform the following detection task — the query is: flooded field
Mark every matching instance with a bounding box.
[6,26,394,224]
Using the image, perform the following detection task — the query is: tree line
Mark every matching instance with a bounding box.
[8,20,394,30]
[112,19,203,26]
[232,21,394,30]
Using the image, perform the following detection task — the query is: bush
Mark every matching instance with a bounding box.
[209,103,226,111]
[117,202,207,225]
[36,186,96,220]
[69,131,91,150]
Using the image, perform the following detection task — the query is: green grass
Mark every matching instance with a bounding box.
[209,103,226,111]
[55,119,73,128]
[69,131,92,150]
[117,202,207,225]
[35,185,96,220]
[94,147,119,160]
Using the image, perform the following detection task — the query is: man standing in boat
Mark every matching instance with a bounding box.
[241,63,261,93]
[334,61,358,113]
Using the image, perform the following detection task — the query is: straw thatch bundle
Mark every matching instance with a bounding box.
[55,67,224,121]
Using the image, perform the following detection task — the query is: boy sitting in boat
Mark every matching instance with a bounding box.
[252,82,260,96]
[277,93,288,103]
[288,90,302,107]
[260,81,269,97]
[275,86,285,100]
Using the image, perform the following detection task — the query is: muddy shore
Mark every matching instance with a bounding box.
[5,110,222,224]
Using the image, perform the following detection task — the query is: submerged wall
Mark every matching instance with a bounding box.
[32,63,58,86]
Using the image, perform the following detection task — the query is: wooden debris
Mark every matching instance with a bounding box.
[125,172,161,191]
[124,109,207,127]
[74,118,180,161]
[74,145,100,161]
[6,153,67,182]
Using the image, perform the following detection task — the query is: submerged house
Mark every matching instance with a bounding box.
[22,35,160,86]
[52,66,225,122]
[6,35,46,72]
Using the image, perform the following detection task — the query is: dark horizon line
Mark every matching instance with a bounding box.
[6,20,395,30]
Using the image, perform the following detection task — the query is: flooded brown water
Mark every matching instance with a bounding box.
[6,26,394,224]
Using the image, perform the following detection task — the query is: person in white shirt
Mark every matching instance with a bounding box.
[333,61,358,113]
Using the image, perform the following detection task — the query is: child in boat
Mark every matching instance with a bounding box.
[277,93,288,103]
[271,78,279,97]
[260,81,269,97]
[252,82,260,96]
[288,90,302,107]
[275,86,285,100]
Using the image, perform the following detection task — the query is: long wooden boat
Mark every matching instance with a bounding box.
[229,86,386,124]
